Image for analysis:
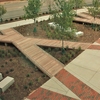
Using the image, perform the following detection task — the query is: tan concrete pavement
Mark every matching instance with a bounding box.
[64,49,100,94]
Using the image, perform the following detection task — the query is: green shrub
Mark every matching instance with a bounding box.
[60,55,66,64]
[7,53,11,57]
[71,51,75,57]
[42,74,46,77]
[9,58,12,61]
[28,82,33,86]
[78,46,81,51]
[5,62,7,65]
[10,69,14,72]
[5,71,9,74]
[35,68,38,72]
[1,54,5,58]
[24,86,28,89]
[26,74,30,77]
[1,65,4,68]
[66,46,69,50]
[47,48,51,52]
[54,48,59,52]
[67,53,72,60]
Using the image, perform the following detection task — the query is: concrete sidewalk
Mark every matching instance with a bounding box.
[0,15,51,30]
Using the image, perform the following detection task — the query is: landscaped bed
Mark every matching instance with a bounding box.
[0,43,49,100]
[40,46,83,65]
[14,20,100,43]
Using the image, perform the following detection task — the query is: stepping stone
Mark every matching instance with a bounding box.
[0,73,3,81]
[0,76,14,92]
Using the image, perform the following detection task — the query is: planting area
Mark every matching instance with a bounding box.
[40,46,83,65]
[0,43,49,100]
[15,20,100,43]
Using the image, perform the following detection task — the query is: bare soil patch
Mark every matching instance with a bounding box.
[0,43,49,100]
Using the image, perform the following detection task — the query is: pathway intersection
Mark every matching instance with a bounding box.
[0,28,100,100]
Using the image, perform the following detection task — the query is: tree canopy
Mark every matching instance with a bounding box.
[24,0,41,22]
[88,0,100,19]
[0,5,7,22]
[52,0,76,38]
[24,0,41,34]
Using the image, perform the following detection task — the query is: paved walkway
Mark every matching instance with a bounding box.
[1,28,64,77]
[34,38,91,50]
[74,13,100,25]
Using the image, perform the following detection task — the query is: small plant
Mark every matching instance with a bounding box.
[60,55,66,64]
[71,51,75,57]
[7,53,11,57]
[78,46,82,51]
[66,46,69,50]
[5,71,9,74]
[28,82,33,86]
[47,47,52,52]
[1,65,4,68]
[35,78,38,81]
[67,53,72,60]
[1,54,5,58]
[35,68,38,72]
[54,47,59,52]
[5,62,7,65]
[24,86,28,89]
[42,74,46,78]
[9,58,12,61]
[10,69,14,72]
[26,74,30,77]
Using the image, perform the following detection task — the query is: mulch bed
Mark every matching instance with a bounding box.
[0,43,49,100]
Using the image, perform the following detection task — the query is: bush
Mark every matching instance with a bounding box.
[7,53,11,57]
[60,55,66,64]
[5,71,9,74]
[10,69,14,72]
[42,74,46,77]
[5,62,7,65]
[67,53,72,60]
[24,86,28,89]
[26,74,30,77]
[28,82,33,86]
[66,46,69,50]
[47,48,52,52]
[1,65,4,68]
[35,68,38,72]
[1,54,5,58]
[71,51,75,57]
[9,58,12,61]
[78,46,81,51]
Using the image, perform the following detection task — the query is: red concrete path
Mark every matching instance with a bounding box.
[27,87,77,100]
[55,69,100,100]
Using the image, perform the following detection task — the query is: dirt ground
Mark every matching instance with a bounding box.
[0,43,49,100]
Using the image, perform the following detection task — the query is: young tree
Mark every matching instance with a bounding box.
[51,0,76,53]
[88,0,100,30]
[24,0,41,34]
[75,0,84,9]
[0,5,6,23]
[88,0,100,19]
